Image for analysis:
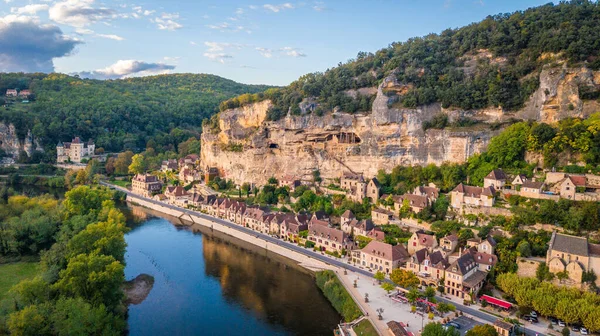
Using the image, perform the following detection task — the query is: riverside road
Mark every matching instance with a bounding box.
[101,181,544,336]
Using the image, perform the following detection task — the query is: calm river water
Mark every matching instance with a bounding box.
[124,206,341,336]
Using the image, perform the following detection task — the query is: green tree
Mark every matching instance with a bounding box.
[465,325,498,336]
[114,151,134,175]
[390,269,420,288]
[7,303,52,336]
[424,286,436,300]
[374,271,386,284]
[381,282,395,294]
[406,288,421,304]
[54,253,125,309]
[51,297,125,336]
[516,240,532,257]
[422,322,460,336]
[128,154,147,175]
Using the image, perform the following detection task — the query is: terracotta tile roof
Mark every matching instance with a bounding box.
[394,194,429,209]
[166,186,187,197]
[348,219,374,232]
[341,209,355,219]
[452,183,495,197]
[362,240,409,261]
[416,232,437,247]
[309,224,347,243]
[366,228,385,241]
[485,169,507,181]
[442,234,458,242]
[414,186,439,199]
[567,175,587,186]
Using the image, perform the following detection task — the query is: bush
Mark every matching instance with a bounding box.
[315,271,362,322]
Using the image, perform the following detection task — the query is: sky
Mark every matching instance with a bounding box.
[0,0,550,86]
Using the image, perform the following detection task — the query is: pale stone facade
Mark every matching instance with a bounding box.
[546,232,600,285]
[131,174,162,197]
[57,137,95,163]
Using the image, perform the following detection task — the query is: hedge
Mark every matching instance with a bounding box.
[315,270,362,322]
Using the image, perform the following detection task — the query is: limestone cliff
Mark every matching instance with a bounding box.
[0,123,42,158]
[201,65,600,185]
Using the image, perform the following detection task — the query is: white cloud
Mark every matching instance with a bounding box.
[235,8,244,15]
[263,3,294,12]
[76,59,175,79]
[248,5,258,10]
[280,47,306,57]
[189,41,197,45]
[152,12,182,30]
[10,4,49,15]
[49,0,118,27]
[255,47,272,58]
[206,22,246,33]
[96,33,124,41]
[163,56,180,62]
[203,52,232,64]
[75,28,93,34]
[313,2,328,12]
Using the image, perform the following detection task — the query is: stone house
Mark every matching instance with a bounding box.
[413,184,439,203]
[280,214,310,242]
[371,208,393,225]
[558,175,586,200]
[307,224,350,254]
[5,89,17,97]
[353,240,409,274]
[483,169,507,189]
[56,137,95,163]
[279,175,301,192]
[366,227,386,241]
[204,167,219,184]
[493,319,515,336]
[341,219,374,237]
[131,173,162,197]
[511,174,527,189]
[161,159,178,171]
[439,234,459,255]
[519,180,544,198]
[405,249,448,286]
[444,252,488,301]
[469,248,498,272]
[450,183,495,209]
[340,210,355,226]
[179,168,200,184]
[466,236,497,254]
[407,231,438,255]
[546,232,600,285]
[164,186,189,206]
[366,178,381,202]
[393,194,429,214]
[244,208,268,231]
[18,90,31,97]
[340,172,366,202]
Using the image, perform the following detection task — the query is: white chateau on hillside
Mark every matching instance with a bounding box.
[56,137,95,163]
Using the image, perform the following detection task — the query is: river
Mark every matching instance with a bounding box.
[123,205,342,336]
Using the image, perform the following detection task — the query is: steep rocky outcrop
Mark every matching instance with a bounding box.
[0,123,42,158]
[202,65,600,186]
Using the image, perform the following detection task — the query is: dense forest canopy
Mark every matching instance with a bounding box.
[221,0,600,121]
[0,73,271,160]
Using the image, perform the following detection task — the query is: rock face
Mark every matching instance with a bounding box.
[0,123,42,158]
[201,65,600,185]
[123,274,155,305]
[516,65,600,123]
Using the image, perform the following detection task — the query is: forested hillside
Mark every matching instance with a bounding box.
[0,73,271,160]
[221,0,600,121]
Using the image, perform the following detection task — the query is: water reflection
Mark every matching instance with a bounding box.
[125,206,341,336]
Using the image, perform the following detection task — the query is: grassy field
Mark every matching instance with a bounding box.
[110,180,131,188]
[0,262,41,300]
[353,319,378,336]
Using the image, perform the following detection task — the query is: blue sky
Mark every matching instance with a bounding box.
[0,0,549,85]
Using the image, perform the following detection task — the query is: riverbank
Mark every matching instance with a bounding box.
[107,184,386,336]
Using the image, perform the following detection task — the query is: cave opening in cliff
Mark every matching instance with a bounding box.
[269,143,279,149]
[338,132,361,144]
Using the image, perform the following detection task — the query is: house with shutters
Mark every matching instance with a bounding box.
[405,249,449,286]
[444,251,488,301]
[546,232,600,286]
[131,174,162,197]
[407,231,438,255]
[353,240,410,274]
[483,169,507,189]
[307,222,350,254]
[393,194,429,214]
[450,183,495,210]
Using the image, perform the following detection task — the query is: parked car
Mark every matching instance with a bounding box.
[581,327,589,335]
[558,320,566,327]
[549,317,558,325]
[447,322,461,330]
[530,311,538,318]
[523,316,538,323]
